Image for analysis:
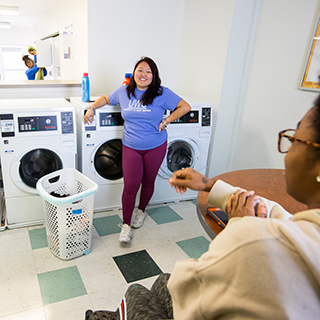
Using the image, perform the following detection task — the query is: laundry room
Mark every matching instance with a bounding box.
[0,0,319,319]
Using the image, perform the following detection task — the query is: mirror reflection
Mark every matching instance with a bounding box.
[0,1,59,81]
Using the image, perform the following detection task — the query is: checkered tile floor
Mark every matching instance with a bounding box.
[0,200,213,320]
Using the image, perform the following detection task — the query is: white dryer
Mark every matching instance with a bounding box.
[150,98,213,204]
[71,97,124,212]
[0,98,77,228]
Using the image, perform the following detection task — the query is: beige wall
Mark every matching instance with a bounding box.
[177,0,234,109]
[228,0,319,173]
[87,0,185,96]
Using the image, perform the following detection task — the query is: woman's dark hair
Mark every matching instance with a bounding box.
[22,55,32,67]
[312,95,320,144]
[126,57,163,105]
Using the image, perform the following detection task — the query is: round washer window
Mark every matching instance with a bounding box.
[94,139,123,180]
[19,149,62,188]
[167,140,193,172]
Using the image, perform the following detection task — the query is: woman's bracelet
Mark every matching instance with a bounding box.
[87,106,95,111]
[162,119,169,127]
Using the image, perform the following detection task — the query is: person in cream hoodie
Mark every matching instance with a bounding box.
[167,101,320,319]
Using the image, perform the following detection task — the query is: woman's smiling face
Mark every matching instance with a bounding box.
[134,61,153,90]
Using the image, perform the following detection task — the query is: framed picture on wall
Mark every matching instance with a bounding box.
[300,14,320,92]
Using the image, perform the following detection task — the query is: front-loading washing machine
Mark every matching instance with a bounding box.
[71,97,124,212]
[0,98,77,228]
[150,97,213,204]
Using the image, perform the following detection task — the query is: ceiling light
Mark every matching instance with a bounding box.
[0,6,19,15]
[0,22,11,28]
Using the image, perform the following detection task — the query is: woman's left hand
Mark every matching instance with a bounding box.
[158,121,166,132]
[226,190,258,219]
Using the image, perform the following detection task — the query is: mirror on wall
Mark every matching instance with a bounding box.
[0,34,60,81]
[0,0,58,81]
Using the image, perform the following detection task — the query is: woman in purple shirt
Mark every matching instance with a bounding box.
[84,57,191,243]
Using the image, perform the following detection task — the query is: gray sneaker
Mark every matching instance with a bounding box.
[118,224,133,243]
[131,208,147,228]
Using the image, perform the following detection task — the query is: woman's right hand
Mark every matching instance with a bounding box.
[168,167,215,194]
[84,108,94,124]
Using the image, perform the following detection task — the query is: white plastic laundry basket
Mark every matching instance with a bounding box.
[36,168,98,260]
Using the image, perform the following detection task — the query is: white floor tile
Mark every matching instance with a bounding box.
[0,228,31,255]
[78,254,127,294]
[147,243,190,273]
[32,247,77,274]
[0,251,43,317]
[101,232,146,257]
[168,200,197,220]
[160,219,205,242]
[188,216,213,241]
[0,307,46,320]
[0,251,36,282]
[88,282,128,311]
[134,224,174,250]
[44,295,93,320]
[93,208,122,219]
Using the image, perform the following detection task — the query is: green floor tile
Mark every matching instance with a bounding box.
[93,215,122,236]
[29,227,48,250]
[38,266,87,305]
[176,236,210,259]
[113,250,162,283]
[146,206,183,225]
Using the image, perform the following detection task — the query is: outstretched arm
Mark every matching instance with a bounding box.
[168,167,216,194]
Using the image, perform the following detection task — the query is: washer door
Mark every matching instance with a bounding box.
[19,148,62,188]
[94,138,123,180]
[158,138,200,179]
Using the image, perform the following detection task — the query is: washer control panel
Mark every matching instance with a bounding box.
[18,116,57,132]
[0,111,75,137]
[0,114,14,137]
[201,107,211,127]
[169,107,211,127]
[61,112,74,134]
[170,110,199,124]
[100,112,124,127]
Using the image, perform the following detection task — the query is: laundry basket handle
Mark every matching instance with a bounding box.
[36,168,98,205]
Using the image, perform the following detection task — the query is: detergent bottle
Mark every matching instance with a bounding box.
[122,73,132,86]
[81,73,90,102]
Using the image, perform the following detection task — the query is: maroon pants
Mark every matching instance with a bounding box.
[121,142,167,225]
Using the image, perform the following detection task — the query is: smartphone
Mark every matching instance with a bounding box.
[206,207,229,229]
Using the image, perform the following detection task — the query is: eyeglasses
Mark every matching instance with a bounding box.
[278,129,320,154]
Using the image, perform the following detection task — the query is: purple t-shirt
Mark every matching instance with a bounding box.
[108,86,181,150]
